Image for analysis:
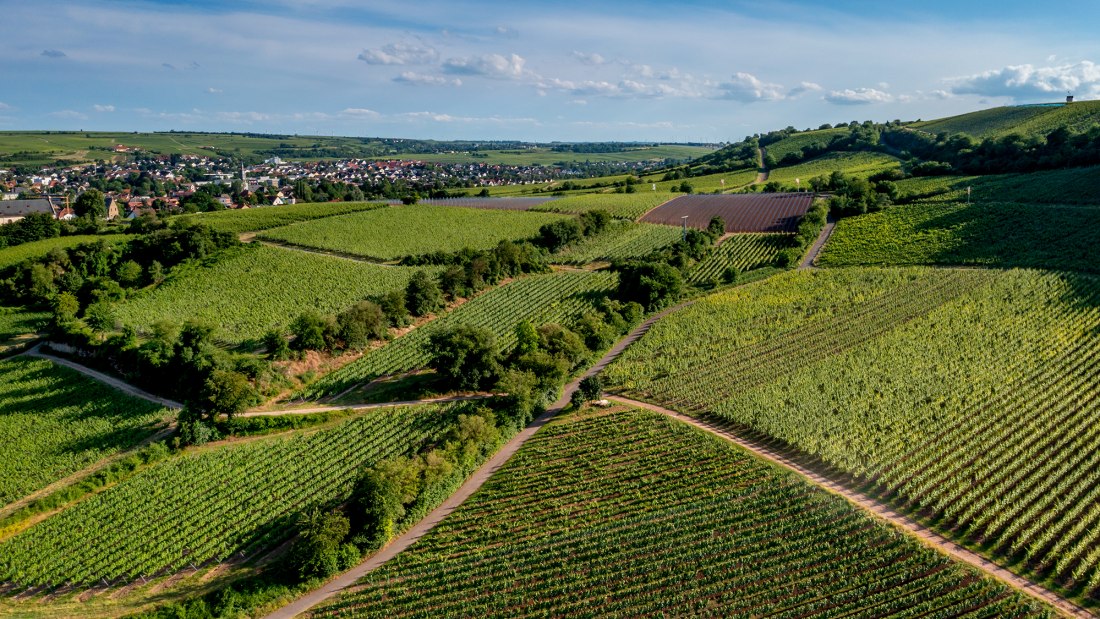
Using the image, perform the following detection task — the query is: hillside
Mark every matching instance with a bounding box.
[911,100,1100,138]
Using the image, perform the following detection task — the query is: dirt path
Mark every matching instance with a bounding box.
[755,146,770,184]
[261,301,695,619]
[23,345,183,409]
[607,395,1090,619]
[799,214,837,270]
[238,394,498,418]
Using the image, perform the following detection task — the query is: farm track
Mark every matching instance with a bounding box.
[606,395,1090,619]
[799,214,837,269]
[261,299,695,619]
[237,394,499,418]
[256,240,392,266]
[22,345,183,409]
[756,146,769,184]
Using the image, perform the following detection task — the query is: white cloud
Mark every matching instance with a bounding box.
[948,61,1100,99]
[717,72,786,102]
[393,71,462,87]
[824,87,893,105]
[358,42,439,66]
[339,107,381,118]
[41,49,66,59]
[92,104,115,112]
[572,51,606,66]
[788,81,822,97]
[929,89,952,99]
[442,53,526,79]
[206,87,223,94]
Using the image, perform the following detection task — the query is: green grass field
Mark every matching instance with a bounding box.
[315,406,1051,618]
[0,235,130,272]
[766,151,900,185]
[174,202,387,234]
[530,192,673,219]
[113,244,433,344]
[818,201,1100,272]
[258,206,568,261]
[605,266,1100,595]
[0,356,170,509]
[910,100,1100,139]
[895,166,1100,205]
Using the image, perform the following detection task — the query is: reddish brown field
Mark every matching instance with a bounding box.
[640,193,814,233]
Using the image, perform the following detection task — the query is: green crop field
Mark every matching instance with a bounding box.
[0,235,130,272]
[0,401,478,587]
[764,127,850,162]
[531,192,673,219]
[910,101,1100,139]
[0,306,47,348]
[550,221,681,265]
[657,169,759,193]
[686,233,788,283]
[766,151,900,185]
[605,266,1100,594]
[0,356,170,508]
[818,201,1100,272]
[895,166,1100,205]
[314,406,1050,618]
[300,271,617,401]
[174,202,387,234]
[258,206,568,261]
[113,244,433,344]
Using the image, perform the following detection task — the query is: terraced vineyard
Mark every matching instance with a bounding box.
[0,357,170,508]
[767,151,900,185]
[605,266,1100,594]
[550,220,681,265]
[531,192,672,220]
[818,201,1100,273]
[113,244,434,344]
[312,407,1051,618]
[686,233,787,283]
[0,235,129,272]
[175,201,387,234]
[0,402,475,587]
[258,206,567,260]
[300,271,617,401]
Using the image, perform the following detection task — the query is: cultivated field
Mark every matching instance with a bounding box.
[0,307,46,348]
[313,407,1051,618]
[605,266,1100,594]
[764,127,850,162]
[766,151,900,185]
[0,357,170,508]
[258,205,568,261]
[531,192,672,219]
[175,202,387,234]
[910,100,1100,139]
[640,193,814,233]
[895,166,1100,205]
[686,233,788,283]
[113,244,433,344]
[550,220,681,265]
[412,197,558,211]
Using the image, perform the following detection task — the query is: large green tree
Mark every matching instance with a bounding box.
[73,189,106,219]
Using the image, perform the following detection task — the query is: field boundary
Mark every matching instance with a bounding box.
[606,395,1091,619]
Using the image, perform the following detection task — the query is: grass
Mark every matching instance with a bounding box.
[372,144,712,166]
[0,356,170,509]
[174,202,387,234]
[314,406,1052,618]
[113,244,435,345]
[258,206,568,261]
[766,151,900,185]
[0,235,129,272]
[818,201,1100,272]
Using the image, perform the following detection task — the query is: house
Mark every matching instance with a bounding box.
[217,194,234,208]
[0,199,54,225]
[57,207,76,221]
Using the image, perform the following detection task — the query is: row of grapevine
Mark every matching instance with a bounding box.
[311,408,1050,618]
[604,266,1100,595]
[685,233,788,283]
[298,271,617,401]
[175,202,387,234]
[0,402,475,588]
[550,221,681,265]
[0,356,169,509]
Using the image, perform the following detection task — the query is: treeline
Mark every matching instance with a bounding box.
[884,125,1100,175]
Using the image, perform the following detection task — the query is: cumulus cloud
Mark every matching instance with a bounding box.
[948,61,1100,99]
[41,49,66,59]
[358,42,439,66]
[92,104,115,112]
[572,51,606,66]
[393,71,462,87]
[339,108,381,118]
[442,53,526,79]
[824,88,893,105]
[929,89,952,99]
[788,81,822,97]
[717,72,786,102]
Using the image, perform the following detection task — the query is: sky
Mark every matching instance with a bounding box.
[3,0,1100,142]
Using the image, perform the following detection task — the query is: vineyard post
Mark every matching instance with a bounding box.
[681,215,688,242]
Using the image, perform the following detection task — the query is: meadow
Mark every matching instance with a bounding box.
[314,407,1050,618]
[0,357,170,508]
[258,206,568,261]
[605,267,1100,594]
[113,244,432,344]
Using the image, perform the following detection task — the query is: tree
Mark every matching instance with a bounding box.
[613,260,684,311]
[536,219,583,252]
[425,324,500,390]
[288,509,355,580]
[201,369,255,422]
[514,320,539,356]
[378,290,409,328]
[262,328,290,360]
[73,189,106,219]
[578,375,603,401]
[707,216,726,238]
[337,301,386,349]
[290,311,328,351]
[405,270,443,316]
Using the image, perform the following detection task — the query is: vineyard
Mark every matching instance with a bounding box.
[550,221,681,265]
[312,407,1051,618]
[0,401,476,588]
[895,166,1100,205]
[299,271,617,401]
[174,201,387,234]
[113,244,435,344]
[685,233,787,283]
[910,100,1100,139]
[605,266,1100,595]
[818,201,1100,273]
[0,235,129,272]
[531,192,673,220]
[640,193,814,233]
[0,357,169,508]
[765,151,899,186]
[764,127,850,162]
[0,306,46,348]
[412,197,556,211]
[257,206,568,261]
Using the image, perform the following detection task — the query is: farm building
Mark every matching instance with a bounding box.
[0,198,54,225]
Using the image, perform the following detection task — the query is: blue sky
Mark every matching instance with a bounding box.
[3,0,1100,141]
